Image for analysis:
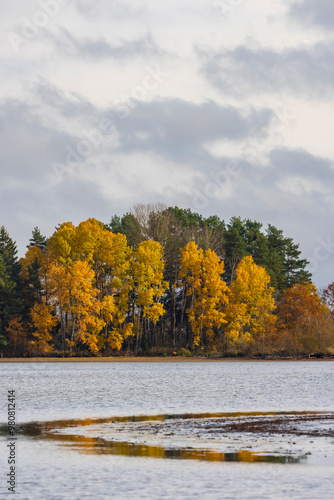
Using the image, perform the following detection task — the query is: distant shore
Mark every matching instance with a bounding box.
[0,356,333,363]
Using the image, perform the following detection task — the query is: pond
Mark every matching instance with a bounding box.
[0,360,333,499]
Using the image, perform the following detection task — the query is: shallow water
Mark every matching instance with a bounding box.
[0,361,333,499]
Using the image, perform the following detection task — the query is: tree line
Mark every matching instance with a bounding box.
[1,204,334,357]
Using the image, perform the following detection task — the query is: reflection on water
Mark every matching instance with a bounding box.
[45,432,306,464]
[13,409,326,433]
[13,410,332,465]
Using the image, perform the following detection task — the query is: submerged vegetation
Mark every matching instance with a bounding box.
[1,204,334,358]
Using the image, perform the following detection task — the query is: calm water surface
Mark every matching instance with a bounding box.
[0,361,333,499]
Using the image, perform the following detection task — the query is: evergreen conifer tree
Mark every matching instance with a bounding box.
[0,227,23,348]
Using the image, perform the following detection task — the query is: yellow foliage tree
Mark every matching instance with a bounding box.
[29,303,57,355]
[179,242,228,347]
[132,240,168,351]
[73,220,134,349]
[72,218,104,264]
[224,255,276,344]
[95,230,134,349]
[46,220,135,352]
[48,260,103,354]
[47,222,76,266]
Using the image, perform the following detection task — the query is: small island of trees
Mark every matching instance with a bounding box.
[1,204,334,358]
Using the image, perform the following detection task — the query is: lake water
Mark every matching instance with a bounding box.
[0,360,333,499]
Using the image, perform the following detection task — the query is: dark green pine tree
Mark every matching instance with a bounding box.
[243,219,271,269]
[170,207,205,228]
[0,255,14,347]
[266,225,312,292]
[223,217,248,284]
[106,215,122,233]
[265,225,287,293]
[283,238,312,288]
[21,256,43,315]
[28,227,47,251]
[0,227,23,349]
[22,227,46,313]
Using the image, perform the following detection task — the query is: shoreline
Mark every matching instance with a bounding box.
[0,356,333,363]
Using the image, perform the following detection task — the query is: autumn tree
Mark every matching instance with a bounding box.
[47,221,76,265]
[47,220,106,353]
[29,303,57,355]
[179,241,228,348]
[72,219,134,350]
[48,260,103,354]
[131,240,168,352]
[322,282,334,319]
[224,256,276,347]
[46,219,134,353]
[275,283,334,354]
[276,283,323,330]
[94,228,133,351]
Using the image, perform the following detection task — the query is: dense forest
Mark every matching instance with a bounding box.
[1,204,334,358]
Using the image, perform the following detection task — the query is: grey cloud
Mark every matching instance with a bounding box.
[107,99,273,162]
[188,148,333,213]
[269,148,334,183]
[229,148,334,203]
[22,85,273,170]
[198,43,334,98]
[31,79,100,125]
[33,80,98,120]
[0,99,79,182]
[289,0,334,30]
[48,178,113,221]
[75,0,145,18]
[44,28,162,60]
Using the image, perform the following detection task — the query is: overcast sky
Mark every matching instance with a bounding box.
[1,0,334,287]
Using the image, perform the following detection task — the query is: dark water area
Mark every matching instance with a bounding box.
[0,361,333,499]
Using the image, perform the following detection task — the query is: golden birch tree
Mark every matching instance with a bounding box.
[131,240,168,351]
[29,303,57,355]
[225,255,276,344]
[179,242,228,347]
[48,260,103,354]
